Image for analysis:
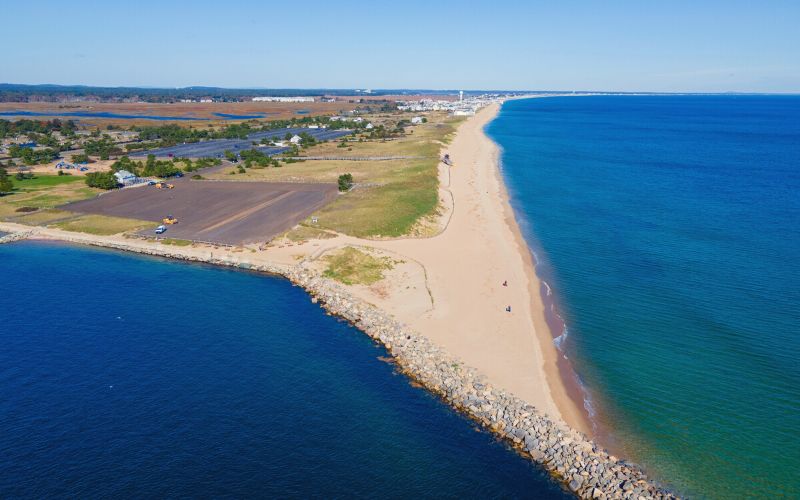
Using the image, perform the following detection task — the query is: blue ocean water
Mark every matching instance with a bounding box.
[0,110,209,120]
[488,95,800,498]
[0,242,568,499]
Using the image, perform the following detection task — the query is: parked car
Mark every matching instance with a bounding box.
[155,225,167,234]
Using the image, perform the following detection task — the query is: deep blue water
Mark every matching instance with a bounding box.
[212,112,268,119]
[0,242,568,499]
[488,95,800,498]
[0,110,211,121]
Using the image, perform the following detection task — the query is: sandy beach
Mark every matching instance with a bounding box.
[365,102,591,432]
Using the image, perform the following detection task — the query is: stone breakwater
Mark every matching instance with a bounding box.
[8,230,677,499]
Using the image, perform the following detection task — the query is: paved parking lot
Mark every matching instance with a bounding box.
[62,179,338,245]
[130,127,353,159]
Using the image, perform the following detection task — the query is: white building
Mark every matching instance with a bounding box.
[289,134,302,144]
[365,123,374,129]
[114,170,136,186]
[252,96,315,103]
[411,116,424,124]
[453,110,475,117]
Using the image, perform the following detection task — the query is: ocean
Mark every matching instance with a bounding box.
[488,95,800,498]
[0,241,569,498]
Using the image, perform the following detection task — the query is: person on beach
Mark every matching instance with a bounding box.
[502,280,508,287]
[506,306,511,312]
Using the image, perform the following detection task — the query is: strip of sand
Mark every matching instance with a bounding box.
[364,103,590,432]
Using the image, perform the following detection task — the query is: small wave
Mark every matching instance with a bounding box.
[553,325,569,350]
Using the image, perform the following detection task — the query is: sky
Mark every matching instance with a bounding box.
[3,0,799,92]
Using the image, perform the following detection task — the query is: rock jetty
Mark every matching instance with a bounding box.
[4,230,678,499]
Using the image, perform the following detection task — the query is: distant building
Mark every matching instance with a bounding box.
[411,116,424,124]
[289,134,302,144]
[252,96,315,103]
[365,123,374,129]
[199,98,213,103]
[307,125,319,129]
[114,170,136,186]
[452,110,475,116]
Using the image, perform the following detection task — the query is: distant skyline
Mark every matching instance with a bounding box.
[3,0,799,93]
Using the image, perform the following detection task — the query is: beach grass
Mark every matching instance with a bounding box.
[159,238,193,246]
[283,224,336,242]
[322,246,394,285]
[51,214,152,235]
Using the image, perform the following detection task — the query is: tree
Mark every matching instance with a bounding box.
[85,171,118,190]
[0,166,12,194]
[71,153,91,164]
[338,173,353,192]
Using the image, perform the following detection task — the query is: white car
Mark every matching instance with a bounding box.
[155,225,167,234]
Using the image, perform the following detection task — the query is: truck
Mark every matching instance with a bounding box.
[155,225,167,234]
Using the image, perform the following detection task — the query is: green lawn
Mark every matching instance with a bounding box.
[11,175,84,190]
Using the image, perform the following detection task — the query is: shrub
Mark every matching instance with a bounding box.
[338,173,354,192]
[85,171,118,190]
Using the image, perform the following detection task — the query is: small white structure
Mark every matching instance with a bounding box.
[411,116,424,125]
[453,109,475,117]
[307,125,319,129]
[289,134,302,144]
[365,123,374,130]
[114,170,136,186]
[252,96,314,102]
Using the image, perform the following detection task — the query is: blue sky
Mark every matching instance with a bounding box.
[3,0,799,92]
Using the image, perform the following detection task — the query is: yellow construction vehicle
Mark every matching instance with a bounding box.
[162,215,178,225]
[155,182,174,189]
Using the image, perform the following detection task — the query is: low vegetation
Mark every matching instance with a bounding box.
[283,224,336,242]
[323,247,395,285]
[85,171,118,189]
[337,173,354,192]
[159,238,193,246]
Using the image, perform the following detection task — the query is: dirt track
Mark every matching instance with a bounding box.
[62,179,338,245]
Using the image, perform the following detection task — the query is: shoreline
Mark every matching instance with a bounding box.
[484,102,594,435]
[0,105,676,498]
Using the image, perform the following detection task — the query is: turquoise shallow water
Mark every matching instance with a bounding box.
[488,95,800,498]
[0,241,569,498]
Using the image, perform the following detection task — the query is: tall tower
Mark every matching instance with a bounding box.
[459,90,464,102]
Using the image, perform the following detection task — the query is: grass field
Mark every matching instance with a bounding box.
[12,209,74,225]
[323,247,395,285]
[209,112,462,237]
[11,175,84,190]
[51,214,153,235]
[0,175,99,219]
